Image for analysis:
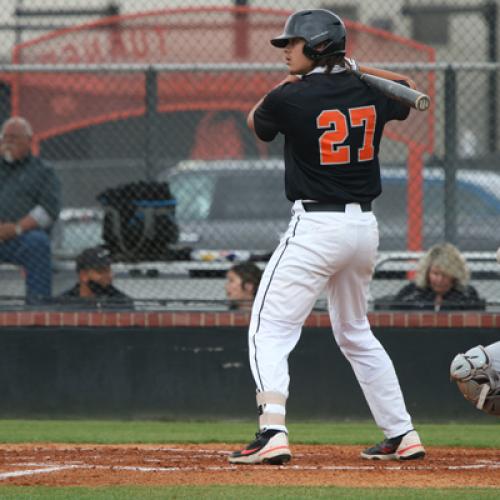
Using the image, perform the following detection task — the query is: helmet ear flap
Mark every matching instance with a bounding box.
[303,43,322,61]
[303,39,344,61]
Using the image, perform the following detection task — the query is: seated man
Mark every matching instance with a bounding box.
[375,243,485,311]
[59,246,133,308]
[0,116,61,303]
[224,261,262,311]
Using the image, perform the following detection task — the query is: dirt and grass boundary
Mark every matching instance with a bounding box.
[0,421,498,497]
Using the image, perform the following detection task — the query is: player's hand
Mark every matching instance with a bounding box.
[0,223,16,242]
[344,57,358,71]
[273,75,301,89]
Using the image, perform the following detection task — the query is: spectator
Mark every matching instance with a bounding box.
[0,116,61,303]
[225,261,262,311]
[379,243,485,311]
[59,246,132,307]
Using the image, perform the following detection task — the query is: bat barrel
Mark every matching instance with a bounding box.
[415,94,431,111]
[355,69,431,112]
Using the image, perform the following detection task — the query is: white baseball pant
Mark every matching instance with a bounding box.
[248,201,413,439]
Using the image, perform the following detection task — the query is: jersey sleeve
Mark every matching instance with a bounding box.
[253,88,282,142]
[385,80,412,121]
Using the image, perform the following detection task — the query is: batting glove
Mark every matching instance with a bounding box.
[344,57,358,71]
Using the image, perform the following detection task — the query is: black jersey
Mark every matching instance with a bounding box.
[253,71,410,203]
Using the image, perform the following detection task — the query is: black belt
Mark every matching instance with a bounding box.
[302,202,372,213]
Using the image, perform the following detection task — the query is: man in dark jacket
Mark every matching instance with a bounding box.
[59,246,133,308]
[0,116,61,303]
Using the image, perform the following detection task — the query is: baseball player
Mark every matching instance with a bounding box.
[229,9,426,465]
[450,342,500,416]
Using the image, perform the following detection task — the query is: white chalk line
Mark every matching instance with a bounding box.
[0,465,78,480]
[0,459,499,481]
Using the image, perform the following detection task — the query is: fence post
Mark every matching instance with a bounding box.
[444,65,457,245]
[485,1,498,152]
[144,67,158,181]
[234,0,249,59]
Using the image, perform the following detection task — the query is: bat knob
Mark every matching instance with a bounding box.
[415,95,431,111]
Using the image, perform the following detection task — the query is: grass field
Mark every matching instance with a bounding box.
[0,419,498,499]
[0,419,498,447]
[0,485,498,499]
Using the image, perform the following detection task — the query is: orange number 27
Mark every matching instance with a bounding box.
[316,106,376,165]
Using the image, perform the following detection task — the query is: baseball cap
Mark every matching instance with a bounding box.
[76,247,112,272]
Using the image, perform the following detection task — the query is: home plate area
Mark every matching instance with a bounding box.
[0,444,498,488]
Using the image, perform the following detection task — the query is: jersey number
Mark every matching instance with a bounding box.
[317,106,376,165]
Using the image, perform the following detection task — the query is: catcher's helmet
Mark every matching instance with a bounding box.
[271,9,346,60]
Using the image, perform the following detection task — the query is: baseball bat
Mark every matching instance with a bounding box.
[350,68,431,112]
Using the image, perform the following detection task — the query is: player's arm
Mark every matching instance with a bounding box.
[246,96,266,132]
[357,64,416,90]
[247,75,300,132]
[345,57,416,89]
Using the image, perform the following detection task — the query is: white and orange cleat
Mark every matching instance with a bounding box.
[229,429,292,465]
[360,430,425,461]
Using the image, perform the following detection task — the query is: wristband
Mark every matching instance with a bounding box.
[14,223,23,236]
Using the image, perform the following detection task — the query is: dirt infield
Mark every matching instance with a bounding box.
[0,444,498,488]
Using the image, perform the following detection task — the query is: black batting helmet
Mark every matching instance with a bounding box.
[271,9,346,60]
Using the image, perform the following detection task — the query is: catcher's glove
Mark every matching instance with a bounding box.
[450,345,500,416]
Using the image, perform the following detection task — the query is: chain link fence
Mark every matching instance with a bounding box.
[0,1,498,310]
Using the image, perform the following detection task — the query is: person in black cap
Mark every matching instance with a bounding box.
[59,246,132,305]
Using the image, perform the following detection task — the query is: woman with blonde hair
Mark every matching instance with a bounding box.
[390,243,485,311]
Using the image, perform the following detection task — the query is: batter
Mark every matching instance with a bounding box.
[229,9,426,464]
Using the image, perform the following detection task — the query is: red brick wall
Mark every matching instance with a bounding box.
[0,311,498,328]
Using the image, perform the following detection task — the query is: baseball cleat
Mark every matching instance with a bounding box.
[228,429,292,465]
[360,430,425,461]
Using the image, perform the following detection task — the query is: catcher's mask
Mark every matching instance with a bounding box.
[271,9,346,61]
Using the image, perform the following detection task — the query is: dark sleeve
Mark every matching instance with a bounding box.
[393,282,417,301]
[35,160,62,221]
[109,285,134,303]
[253,89,282,142]
[389,283,435,311]
[374,283,420,311]
[462,285,486,310]
[465,285,480,300]
[441,286,486,311]
[58,287,75,298]
[385,80,412,122]
[114,293,135,310]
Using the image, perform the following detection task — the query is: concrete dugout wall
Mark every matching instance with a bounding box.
[0,311,498,421]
